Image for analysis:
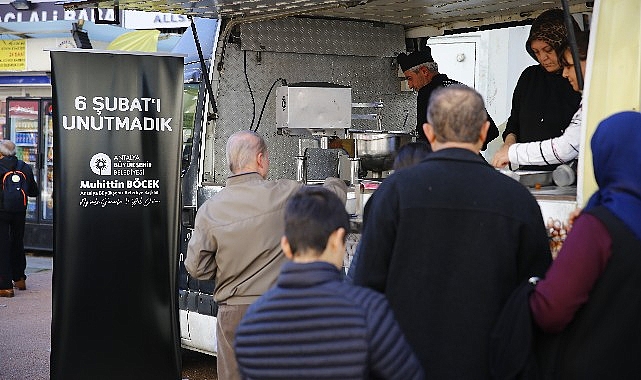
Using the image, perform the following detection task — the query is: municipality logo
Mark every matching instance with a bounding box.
[90,153,112,175]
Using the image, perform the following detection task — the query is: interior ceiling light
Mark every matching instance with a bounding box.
[10,0,33,11]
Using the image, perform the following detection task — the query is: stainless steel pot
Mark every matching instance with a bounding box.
[351,130,414,173]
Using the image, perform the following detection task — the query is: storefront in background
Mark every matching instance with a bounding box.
[0,1,188,137]
[1,2,186,251]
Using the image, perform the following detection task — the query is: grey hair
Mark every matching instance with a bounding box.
[426,85,487,144]
[226,130,267,173]
[411,61,439,74]
[0,140,16,156]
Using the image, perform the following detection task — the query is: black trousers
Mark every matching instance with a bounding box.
[0,211,27,289]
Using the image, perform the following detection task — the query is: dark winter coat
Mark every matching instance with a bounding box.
[503,65,581,170]
[353,147,551,379]
[416,73,499,150]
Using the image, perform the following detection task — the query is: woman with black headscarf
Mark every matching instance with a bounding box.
[492,9,581,171]
[492,32,590,169]
[529,111,641,378]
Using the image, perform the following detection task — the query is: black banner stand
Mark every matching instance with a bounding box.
[50,50,183,380]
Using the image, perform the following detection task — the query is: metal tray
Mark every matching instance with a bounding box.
[513,170,554,188]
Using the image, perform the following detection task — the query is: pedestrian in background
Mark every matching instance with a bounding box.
[352,85,551,378]
[185,130,346,380]
[0,139,38,297]
[235,187,424,379]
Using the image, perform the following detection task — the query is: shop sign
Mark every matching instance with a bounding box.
[0,40,26,71]
[1,3,188,27]
[122,10,191,29]
[7,99,38,116]
[0,3,117,23]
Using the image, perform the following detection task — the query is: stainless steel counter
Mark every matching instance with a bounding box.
[530,185,577,201]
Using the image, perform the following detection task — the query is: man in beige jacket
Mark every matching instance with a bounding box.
[185,130,347,380]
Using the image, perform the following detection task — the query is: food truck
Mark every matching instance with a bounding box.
[61,0,640,356]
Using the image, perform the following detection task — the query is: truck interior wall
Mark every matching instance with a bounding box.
[210,17,412,183]
[208,15,590,182]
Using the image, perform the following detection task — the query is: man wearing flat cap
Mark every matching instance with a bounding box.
[398,48,499,150]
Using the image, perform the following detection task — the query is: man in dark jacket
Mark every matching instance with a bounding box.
[398,48,499,150]
[235,187,424,380]
[352,85,551,379]
[0,139,38,297]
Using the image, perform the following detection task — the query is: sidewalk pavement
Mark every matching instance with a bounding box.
[0,255,214,380]
[0,254,53,380]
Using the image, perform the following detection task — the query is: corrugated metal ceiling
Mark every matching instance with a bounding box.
[62,0,591,30]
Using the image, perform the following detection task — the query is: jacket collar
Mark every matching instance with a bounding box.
[225,171,264,186]
[277,261,342,288]
[420,73,450,92]
[426,147,491,166]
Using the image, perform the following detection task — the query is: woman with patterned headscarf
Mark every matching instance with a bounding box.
[492,9,581,171]
[492,32,589,170]
[529,111,641,377]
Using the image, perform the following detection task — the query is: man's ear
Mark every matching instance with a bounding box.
[326,227,346,254]
[423,123,436,144]
[418,66,430,77]
[419,66,435,81]
[281,236,294,260]
[257,152,266,169]
[479,120,490,144]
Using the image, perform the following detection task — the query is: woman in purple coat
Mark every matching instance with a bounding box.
[530,111,641,378]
